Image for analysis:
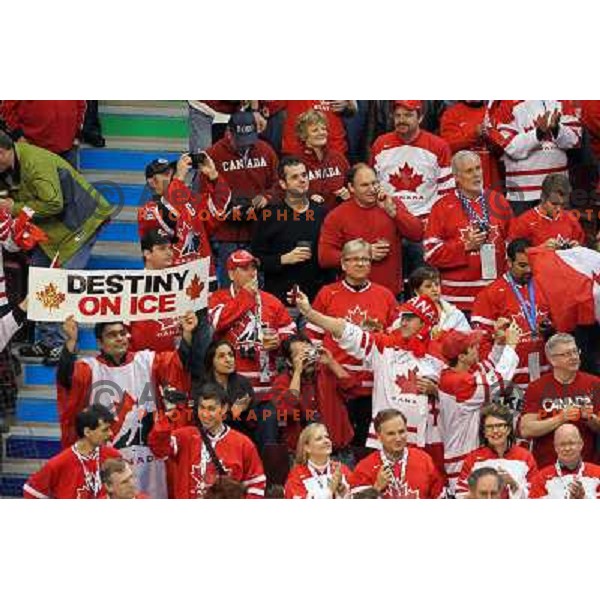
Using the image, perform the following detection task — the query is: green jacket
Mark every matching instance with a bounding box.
[10,142,115,264]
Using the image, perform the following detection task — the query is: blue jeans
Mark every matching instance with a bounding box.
[254,401,279,450]
[30,234,97,348]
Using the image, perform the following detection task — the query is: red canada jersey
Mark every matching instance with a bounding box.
[148,418,265,499]
[209,286,296,397]
[284,461,352,499]
[370,129,454,217]
[455,445,539,499]
[508,206,585,247]
[521,371,600,468]
[306,280,398,395]
[529,461,600,499]
[129,318,181,353]
[137,177,231,286]
[439,102,502,190]
[423,189,513,311]
[349,448,445,499]
[23,445,122,499]
[318,198,423,296]
[471,274,552,389]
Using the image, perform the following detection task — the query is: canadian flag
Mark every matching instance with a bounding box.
[528,246,600,332]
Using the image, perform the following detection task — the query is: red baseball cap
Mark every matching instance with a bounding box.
[226,249,260,271]
[397,295,439,330]
[394,100,423,112]
[441,330,485,362]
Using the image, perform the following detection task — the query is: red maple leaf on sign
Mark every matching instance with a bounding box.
[395,368,419,394]
[185,275,204,300]
[388,164,424,193]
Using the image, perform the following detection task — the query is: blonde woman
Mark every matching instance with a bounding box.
[284,423,351,499]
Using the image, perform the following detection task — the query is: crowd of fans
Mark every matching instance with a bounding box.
[2,99,600,500]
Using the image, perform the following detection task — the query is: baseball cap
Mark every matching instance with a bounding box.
[229,111,258,146]
[226,249,260,271]
[145,158,175,179]
[394,100,423,112]
[397,295,439,330]
[141,228,173,252]
[441,330,486,362]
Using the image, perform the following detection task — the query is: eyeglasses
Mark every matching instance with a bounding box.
[484,423,509,432]
[343,257,372,264]
[552,348,581,358]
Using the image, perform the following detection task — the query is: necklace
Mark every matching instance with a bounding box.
[72,445,102,498]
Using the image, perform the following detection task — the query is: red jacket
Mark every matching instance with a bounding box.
[439,101,502,191]
[318,197,423,296]
[423,189,513,311]
[205,134,279,242]
[284,461,352,498]
[1,100,86,154]
[508,206,585,247]
[129,318,181,353]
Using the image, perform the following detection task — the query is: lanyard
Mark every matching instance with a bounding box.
[458,190,489,231]
[506,274,537,338]
[381,449,408,497]
[556,461,584,499]
[72,446,102,498]
[307,460,332,490]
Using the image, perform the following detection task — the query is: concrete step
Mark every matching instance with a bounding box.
[4,433,60,460]
[2,458,46,476]
[99,101,188,117]
[23,363,56,387]
[104,136,188,152]
[0,474,27,497]
[16,396,57,425]
[97,220,139,244]
[80,148,180,172]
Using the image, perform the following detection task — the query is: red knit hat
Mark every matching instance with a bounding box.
[226,249,260,271]
[397,295,439,330]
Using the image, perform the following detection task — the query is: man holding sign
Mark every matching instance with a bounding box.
[56,312,199,499]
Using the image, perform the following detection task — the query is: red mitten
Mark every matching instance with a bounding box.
[13,206,49,251]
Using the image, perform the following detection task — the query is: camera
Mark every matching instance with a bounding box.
[556,240,572,250]
[163,386,188,406]
[538,318,555,340]
[189,152,208,169]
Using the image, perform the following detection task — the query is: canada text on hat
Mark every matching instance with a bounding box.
[399,295,439,329]
[229,111,258,144]
[394,100,423,112]
[226,249,259,271]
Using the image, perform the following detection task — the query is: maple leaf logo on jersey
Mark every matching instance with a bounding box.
[186,275,204,300]
[388,164,424,193]
[346,305,368,327]
[395,368,419,395]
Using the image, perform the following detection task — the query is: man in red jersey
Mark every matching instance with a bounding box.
[24,405,121,499]
[307,238,397,447]
[529,424,600,499]
[520,333,600,468]
[319,163,423,297]
[349,409,445,499]
[148,383,266,499]
[424,150,513,313]
[508,174,585,248]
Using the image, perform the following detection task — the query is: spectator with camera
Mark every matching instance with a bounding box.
[294,109,350,212]
[148,382,266,499]
[0,130,115,363]
[204,109,279,287]
[269,333,349,452]
[424,150,513,314]
[252,156,330,305]
[319,163,423,298]
[508,174,586,248]
[471,238,553,397]
[284,423,351,499]
[520,333,600,468]
[138,151,231,289]
[56,311,203,498]
[24,404,122,499]
[209,249,296,448]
